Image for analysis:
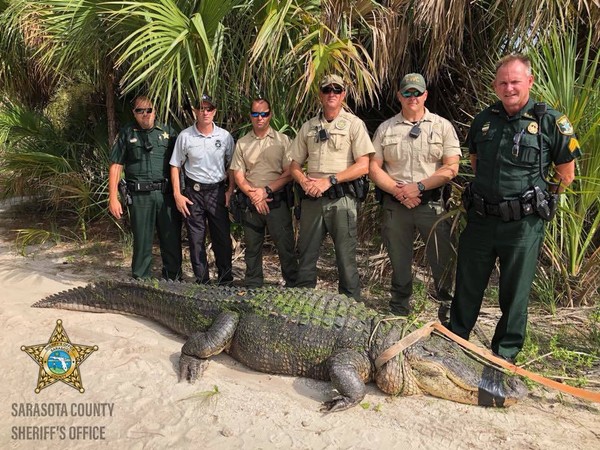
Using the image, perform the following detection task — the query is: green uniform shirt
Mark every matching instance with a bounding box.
[467,99,581,202]
[110,122,177,182]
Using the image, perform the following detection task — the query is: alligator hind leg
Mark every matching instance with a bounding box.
[321,349,371,412]
[179,311,240,383]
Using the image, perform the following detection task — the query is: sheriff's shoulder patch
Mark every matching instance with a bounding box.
[556,115,574,135]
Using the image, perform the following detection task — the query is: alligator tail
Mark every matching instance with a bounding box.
[32,279,220,337]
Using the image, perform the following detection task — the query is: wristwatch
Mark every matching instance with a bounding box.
[329,175,338,186]
[417,181,426,193]
[265,185,273,199]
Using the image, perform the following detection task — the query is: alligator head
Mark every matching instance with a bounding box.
[371,321,528,407]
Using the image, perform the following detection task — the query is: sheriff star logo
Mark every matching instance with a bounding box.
[21,319,98,394]
[161,132,169,140]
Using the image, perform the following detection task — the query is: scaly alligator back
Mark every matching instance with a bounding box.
[33,279,379,380]
[34,279,528,410]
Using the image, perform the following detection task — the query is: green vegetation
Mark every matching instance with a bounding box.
[0,2,599,380]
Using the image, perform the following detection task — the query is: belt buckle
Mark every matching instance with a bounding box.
[193,183,201,192]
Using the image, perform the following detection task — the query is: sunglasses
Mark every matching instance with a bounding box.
[512,129,525,157]
[197,106,215,112]
[321,86,344,95]
[134,108,153,114]
[250,111,270,118]
[400,91,425,98]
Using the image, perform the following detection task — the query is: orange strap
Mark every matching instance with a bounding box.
[374,322,600,403]
[374,321,436,370]
[431,323,600,404]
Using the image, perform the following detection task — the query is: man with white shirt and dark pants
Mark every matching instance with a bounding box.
[170,94,235,285]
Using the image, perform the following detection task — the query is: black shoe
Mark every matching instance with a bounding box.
[437,301,451,326]
[390,306,410,317]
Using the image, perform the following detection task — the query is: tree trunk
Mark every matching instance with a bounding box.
[105,69,117,144]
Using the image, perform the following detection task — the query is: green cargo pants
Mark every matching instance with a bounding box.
[381,196,455,315]
[242,203,298,288]
[295,195,360,300]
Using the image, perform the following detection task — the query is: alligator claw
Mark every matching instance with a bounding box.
[320,396,358,413]
[179,353,208,383]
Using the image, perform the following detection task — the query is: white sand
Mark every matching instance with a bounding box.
[1,228,599,449]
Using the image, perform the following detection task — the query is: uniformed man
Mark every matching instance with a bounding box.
[108,95,182,280]
[230,98,298,288]
[289,74,375,300]
[450,54,581,361]
[170,94,235,285]
[370,73,461,318]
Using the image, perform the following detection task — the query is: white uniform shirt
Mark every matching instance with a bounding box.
[170,122,234,184]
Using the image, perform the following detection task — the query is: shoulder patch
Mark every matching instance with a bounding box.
[556,115,574,135]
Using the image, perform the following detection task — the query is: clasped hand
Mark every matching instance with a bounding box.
[393,182,421,209]
[302,176,330,198]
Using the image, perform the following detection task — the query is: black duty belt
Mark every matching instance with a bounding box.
[462,184,540,222]
[127,180,167,192]
[185,177,225,191]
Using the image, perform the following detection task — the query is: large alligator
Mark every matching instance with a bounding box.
[33,279,527,411]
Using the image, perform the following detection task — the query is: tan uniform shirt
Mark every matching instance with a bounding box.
[230,127,291,188]
[372,108,461,182]
[290,110,375,177]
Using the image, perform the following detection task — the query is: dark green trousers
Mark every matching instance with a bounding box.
[295,196,360,300]
[242,204,298,288]
[450,210,544,359]
[381,196,455,315]
[129,190,182,280]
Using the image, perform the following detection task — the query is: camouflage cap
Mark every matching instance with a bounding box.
[399,73,426,93]
[320,74,345,89]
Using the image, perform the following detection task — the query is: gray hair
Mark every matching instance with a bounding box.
[495,53,532,76]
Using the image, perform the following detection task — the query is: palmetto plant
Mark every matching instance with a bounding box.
[0,0,599,300]
[529,26,600,306]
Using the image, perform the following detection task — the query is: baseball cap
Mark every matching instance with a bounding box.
[399,73,426,93]
[320,74,345,89]
[196,93,216,108]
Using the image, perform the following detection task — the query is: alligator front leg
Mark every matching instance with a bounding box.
[321,349,371,412]
[179,311,240,383]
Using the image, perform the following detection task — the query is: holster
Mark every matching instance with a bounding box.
[461,183,473,211]
[533,186,557,221]
[118,179,133,206]
[229,190,245,224]
[351,176,369,202]
[374,186,384,205]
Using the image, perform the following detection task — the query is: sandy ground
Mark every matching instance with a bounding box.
[1,203,599,449]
